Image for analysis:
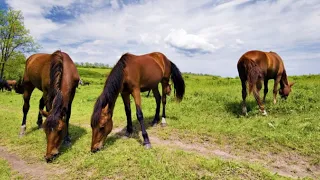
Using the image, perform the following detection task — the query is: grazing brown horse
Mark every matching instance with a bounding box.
[91,52,185,152]
[7,80,17,89]
[237,50,294,116]
[15,50,80,162]
[0,78,11,91]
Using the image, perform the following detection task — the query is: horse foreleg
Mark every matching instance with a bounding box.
[20,85,35,137]
[37,97,45,129]
[151,88,161,127]
[62,102,72,146]
[121,93,133,137]
[263,80,269,103]
[63,88,76,146]
[273,76,281,104]
[132,90,151,149]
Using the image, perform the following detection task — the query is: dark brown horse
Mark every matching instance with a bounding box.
[91,52,185,152]
[15,50,80,162]
[237,50,294,116]
[7,80,17,89]
[0,78,11,91]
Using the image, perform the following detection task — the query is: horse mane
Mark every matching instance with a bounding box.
[91,53,128,127]
[46,50,64,129]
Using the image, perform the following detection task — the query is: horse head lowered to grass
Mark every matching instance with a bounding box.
[91,52,185,152]
[0,78,12,92]
[237,50,294,116]
[16,50,80,162]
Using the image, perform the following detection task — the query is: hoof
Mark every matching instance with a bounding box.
[161,123,167,127]
[125,131,133,138]
[261,110,268,116]
[63,140,72,147]
[144,143,152,149]
[150,121,158,127]
[19,125,26,137]
[63,136,72,147]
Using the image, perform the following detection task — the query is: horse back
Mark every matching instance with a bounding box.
[123,52,169,91]
[24,53,51,91]
[238,50,284,79]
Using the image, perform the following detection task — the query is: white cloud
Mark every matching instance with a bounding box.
[236,39,244,45]
[4,0,320,76]
[165,29,219,55]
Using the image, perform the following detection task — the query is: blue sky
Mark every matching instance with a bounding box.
[1,0,320,77]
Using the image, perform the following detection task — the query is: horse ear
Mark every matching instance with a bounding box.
[289,82,295,87]
[102,104,109,114]
[40,110,49,117]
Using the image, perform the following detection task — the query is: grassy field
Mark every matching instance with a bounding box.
[0,158,12,179]
[0,67,319,179]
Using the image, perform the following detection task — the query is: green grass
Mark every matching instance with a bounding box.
[0,67,319,179]
[0,158,11,180]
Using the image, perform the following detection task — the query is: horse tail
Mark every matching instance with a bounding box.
[246,59,263,94]
[170,61,185,101]
[47,50,64,128]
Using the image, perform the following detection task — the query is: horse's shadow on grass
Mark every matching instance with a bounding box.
[224,100,262,117]
[25,126,41,136]
[55,124,87,156]
[105,115,174,147]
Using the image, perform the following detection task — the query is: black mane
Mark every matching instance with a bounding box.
[46,50,64,129]
[91,53,128,127]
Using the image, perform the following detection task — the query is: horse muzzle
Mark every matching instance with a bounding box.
[45,152,59,163]
[91,143,103,153]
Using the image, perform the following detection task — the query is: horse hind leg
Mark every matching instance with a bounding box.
[241,80,248,116]
[253,81,267,116]
[20,84,35,137]
[160,83,168,127]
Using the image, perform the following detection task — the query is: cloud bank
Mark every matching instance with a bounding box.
[4,0,320,76]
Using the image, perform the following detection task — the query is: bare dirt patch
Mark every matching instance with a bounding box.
[0,146,66,180]
[111,127,320,179]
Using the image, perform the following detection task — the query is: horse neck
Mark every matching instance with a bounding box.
[280,69,289,88]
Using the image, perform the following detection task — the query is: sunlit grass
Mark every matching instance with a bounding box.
[0,67,319,179]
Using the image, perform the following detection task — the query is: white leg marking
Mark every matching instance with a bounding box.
[161,117,166,124]
[261,110,268,116]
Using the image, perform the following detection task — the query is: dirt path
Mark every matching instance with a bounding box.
[0,146,66,180]
[112,127,319,179]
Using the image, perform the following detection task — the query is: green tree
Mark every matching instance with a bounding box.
[0,9,39,79]
[3,51,26,80]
